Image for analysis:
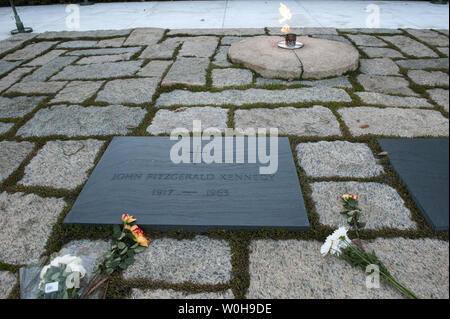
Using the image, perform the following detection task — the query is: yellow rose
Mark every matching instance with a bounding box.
[341,194,357,201]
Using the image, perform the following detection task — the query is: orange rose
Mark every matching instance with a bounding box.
[125,225,149,248]
[122,214,137,224]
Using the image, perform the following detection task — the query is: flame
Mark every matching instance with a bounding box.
[279,3,292,34]
[281,24,291,34]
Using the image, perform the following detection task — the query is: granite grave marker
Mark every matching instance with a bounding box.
[64,137,309,231]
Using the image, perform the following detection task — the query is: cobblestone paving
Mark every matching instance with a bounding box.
[0,27,448,299]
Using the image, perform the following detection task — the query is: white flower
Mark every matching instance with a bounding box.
[66,263,86,279]
[320,226,352,256]
[40,255,85,280]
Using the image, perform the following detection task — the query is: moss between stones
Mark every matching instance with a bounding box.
[1,28,448,299]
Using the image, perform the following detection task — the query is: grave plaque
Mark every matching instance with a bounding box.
[378,138,449,231]
[64,137,310,231]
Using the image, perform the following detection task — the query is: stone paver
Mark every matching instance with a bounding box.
[21,56,77,82]
[0,33,37,56]
[96,78,159,104]
[407,70,449,87]
[339,107,449,137]
[56,41,98,48]
[0,61,21,77]
[395,58,449,70]
[66,47,139,57]
[20,139,104,190]
[162,57,210,87]
[255,76,352,88]
[147,107,229,135]
[438,47,449,56]
[347,34,387,47]
[212,68,253,87]
[0,271,16,299]
[50,81,104,104]
[96,37,125,48]
[340,28,403,35]
[360,58,400,76]
[0,192,66,264]
[355,92,433,108]
[381,36,438,58]
[76,54,130,65]
[123,236,232,284]
[7,81,67,94]
[0,141,35,182]
[311,181,416,230]
[138,40,179,59]
[360,47,404,58]
[37,29,131,39]
[123,28,165,46]
[296,141,383,178]
[130,289,234,299]
[137,60,172,77]
[156,88,351,107]
[4,42,57,61]
[221,36,245,45]
[0,67,34,93]
[167,28,265,36]
[312,35,352,45]
[0,122,13,135]
[234,106,341,137]
[427,88,449,112]
[247,238,448,299]
[179,36,219,58]
[17,105,146,138]
[213,46,232,67]
[0,96,45,118]
[24,50,66,67]
[357,75,417,96]
[405,29,449,47]
[51,61,142,80]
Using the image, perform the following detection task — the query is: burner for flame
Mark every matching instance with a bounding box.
[278,33,303,50]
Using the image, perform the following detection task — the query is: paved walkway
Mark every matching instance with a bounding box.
[0,27,449,299]
[1,1,449,40]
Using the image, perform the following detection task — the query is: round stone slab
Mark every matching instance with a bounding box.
[229,36,359,80]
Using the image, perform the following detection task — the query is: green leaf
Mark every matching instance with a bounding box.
[134,246,146,254]
[125,257,135,265]
[131,243,139,249]
[106,268,114,275]
[347,217,353,223]
[119,262,128,270]
[113,224,121,237]
[117,242,126,250]
[120,247,128,255]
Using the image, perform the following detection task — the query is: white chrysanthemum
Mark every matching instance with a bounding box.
[320,226,351,256]
[40,255,85,279]
[66,263,86,278]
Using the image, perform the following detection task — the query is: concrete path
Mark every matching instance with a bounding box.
[1,1,449,40]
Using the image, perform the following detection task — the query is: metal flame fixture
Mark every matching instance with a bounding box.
[278,33,304,50]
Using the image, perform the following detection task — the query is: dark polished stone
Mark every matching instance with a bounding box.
[64,136,310,231]
[378,138,449,231]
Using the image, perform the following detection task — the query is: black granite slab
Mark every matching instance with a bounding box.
[64,136,310,231]
[378,138,449,231]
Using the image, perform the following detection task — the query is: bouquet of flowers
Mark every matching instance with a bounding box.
[80,214,149,298]
[36,255,87,299]
[321,226,418,299]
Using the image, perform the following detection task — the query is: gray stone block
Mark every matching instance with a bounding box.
[21,56,77,82]
[360,58,400,76]
[0,96,45,119]
[0,67,34,93]
[50,81,104,104]
[0,141,35,182]
[162,57,210,87]
[357,74,417,96]
[147,107,229,135]
[123,28,165,46]
[427,88,449,112]
[130,289,234,299]
[296,141,383,178]
[4,42,57,61]
[17,105,146,137]
[156,88,351,107]
[0,192,66,264]
[360,47,404,58]
[355,92,433,108]
[96,78,160,104]
[123,236,232,284]
[347,34,387,47]
[7,81,67,94]
[137,60,172,77]
[212,68,253,87]
[51,61,143,80]
[311,181,416,229]
[405,29,449,47]
[339,107,449,137]
[20,140,105,190]
[381,36,438,58]
[234,106,341,137]
[0,271,16,299]
[407,70,449,87]
[395,58,449,70]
